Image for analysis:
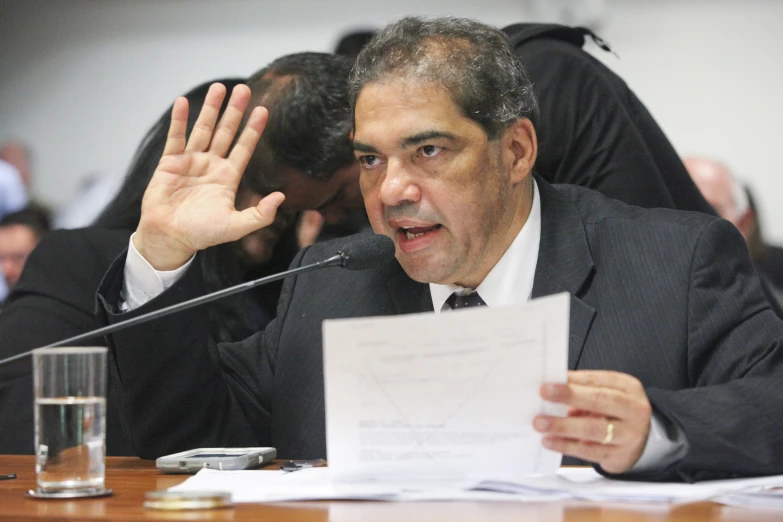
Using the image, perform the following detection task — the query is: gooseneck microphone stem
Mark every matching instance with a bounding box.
[0,253,344,367]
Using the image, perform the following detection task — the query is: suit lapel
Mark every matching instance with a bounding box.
[532,179,596,370]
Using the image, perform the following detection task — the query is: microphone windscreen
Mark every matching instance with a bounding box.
[339,234,396,271]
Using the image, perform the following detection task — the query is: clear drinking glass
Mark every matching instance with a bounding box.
[32,347,107,494]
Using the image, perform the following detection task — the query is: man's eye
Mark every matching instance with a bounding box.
[359,155,383,168]
[420,145,442,158]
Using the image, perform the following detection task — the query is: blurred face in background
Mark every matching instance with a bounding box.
[277,163,365,224]
[0,224,39,288]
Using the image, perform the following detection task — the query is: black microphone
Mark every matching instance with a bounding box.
[0,234,395,367]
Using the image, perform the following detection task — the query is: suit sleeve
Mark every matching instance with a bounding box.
[645,219,783,481]
[96,246,309,459]
[0,230,126,454]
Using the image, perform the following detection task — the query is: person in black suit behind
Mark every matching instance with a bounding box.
[98,17,783,482]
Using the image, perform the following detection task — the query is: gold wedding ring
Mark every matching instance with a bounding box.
[602,421,615,445]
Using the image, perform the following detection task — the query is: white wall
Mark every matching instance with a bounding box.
[2,0,782,241]
[588,0,783,242]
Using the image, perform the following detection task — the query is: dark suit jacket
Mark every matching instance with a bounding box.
[98,180,783,482]
[0,228,134,455]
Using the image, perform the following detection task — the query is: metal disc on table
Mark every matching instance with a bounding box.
[143,490,232,510]
[26,487,113,499]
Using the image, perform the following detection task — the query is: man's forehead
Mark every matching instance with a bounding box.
[0,226,37,252]
[0,224,36,238]
[355,80,453,112]
[353,81,473,146]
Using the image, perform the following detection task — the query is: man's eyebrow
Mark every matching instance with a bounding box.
[352,131,457,153]
[401,131,457,148]
[352,141,378,153]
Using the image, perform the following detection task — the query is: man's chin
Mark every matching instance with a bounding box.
[397,258,450,285]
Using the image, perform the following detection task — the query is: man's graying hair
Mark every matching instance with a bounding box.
[348,17,538,139]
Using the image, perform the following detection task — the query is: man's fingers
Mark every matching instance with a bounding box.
[184,83,228,153]
[541,383,634,418]
[209,85,252,157]
[227,192,285,240]
[228,106,268,175]
[162,97,190,156]
[542,436,613,466]
[542,435,637,474]
[567,370,644,394]
[534,415,619,445]
[538,371,652,475]
[256,191,285,218]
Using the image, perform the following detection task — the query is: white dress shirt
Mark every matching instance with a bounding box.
[429,180,541,312]
[120,179,686,473]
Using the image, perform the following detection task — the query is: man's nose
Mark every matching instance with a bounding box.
[378,159,420,207]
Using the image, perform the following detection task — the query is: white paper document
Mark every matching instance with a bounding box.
[167,467,568,503]
[170,467,783,506]
[322,293,570,483]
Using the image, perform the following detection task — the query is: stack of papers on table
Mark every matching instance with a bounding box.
[716,486,783,510]
[169,466,783,506]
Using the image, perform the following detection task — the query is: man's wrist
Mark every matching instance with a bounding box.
[132,229,195,271]
[121,233,196,312]
[627,410,688,473]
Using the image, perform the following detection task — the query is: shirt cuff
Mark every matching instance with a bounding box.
[629,410,689,473]
[119,232,195,312]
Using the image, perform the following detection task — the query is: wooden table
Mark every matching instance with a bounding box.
[0,456,779,521]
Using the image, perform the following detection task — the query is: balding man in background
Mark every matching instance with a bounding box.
[683,157,752,238]
[684,156,783,312]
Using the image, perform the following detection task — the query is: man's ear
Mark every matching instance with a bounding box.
[503,118,537,185]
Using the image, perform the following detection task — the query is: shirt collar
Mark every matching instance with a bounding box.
[429,180,541,312]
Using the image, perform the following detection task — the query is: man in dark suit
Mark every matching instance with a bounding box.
[99,17,783,482]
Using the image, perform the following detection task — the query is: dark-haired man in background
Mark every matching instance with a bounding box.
[238,53,364,224]
[99,17,783,482]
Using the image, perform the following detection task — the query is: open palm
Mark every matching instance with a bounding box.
[134,84,284,270]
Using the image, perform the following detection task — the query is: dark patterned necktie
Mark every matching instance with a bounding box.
[446,291,487,310]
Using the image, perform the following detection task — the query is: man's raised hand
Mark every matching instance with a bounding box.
[134,83,284,270]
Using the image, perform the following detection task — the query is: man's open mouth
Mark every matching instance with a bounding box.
[397,224,442,242]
